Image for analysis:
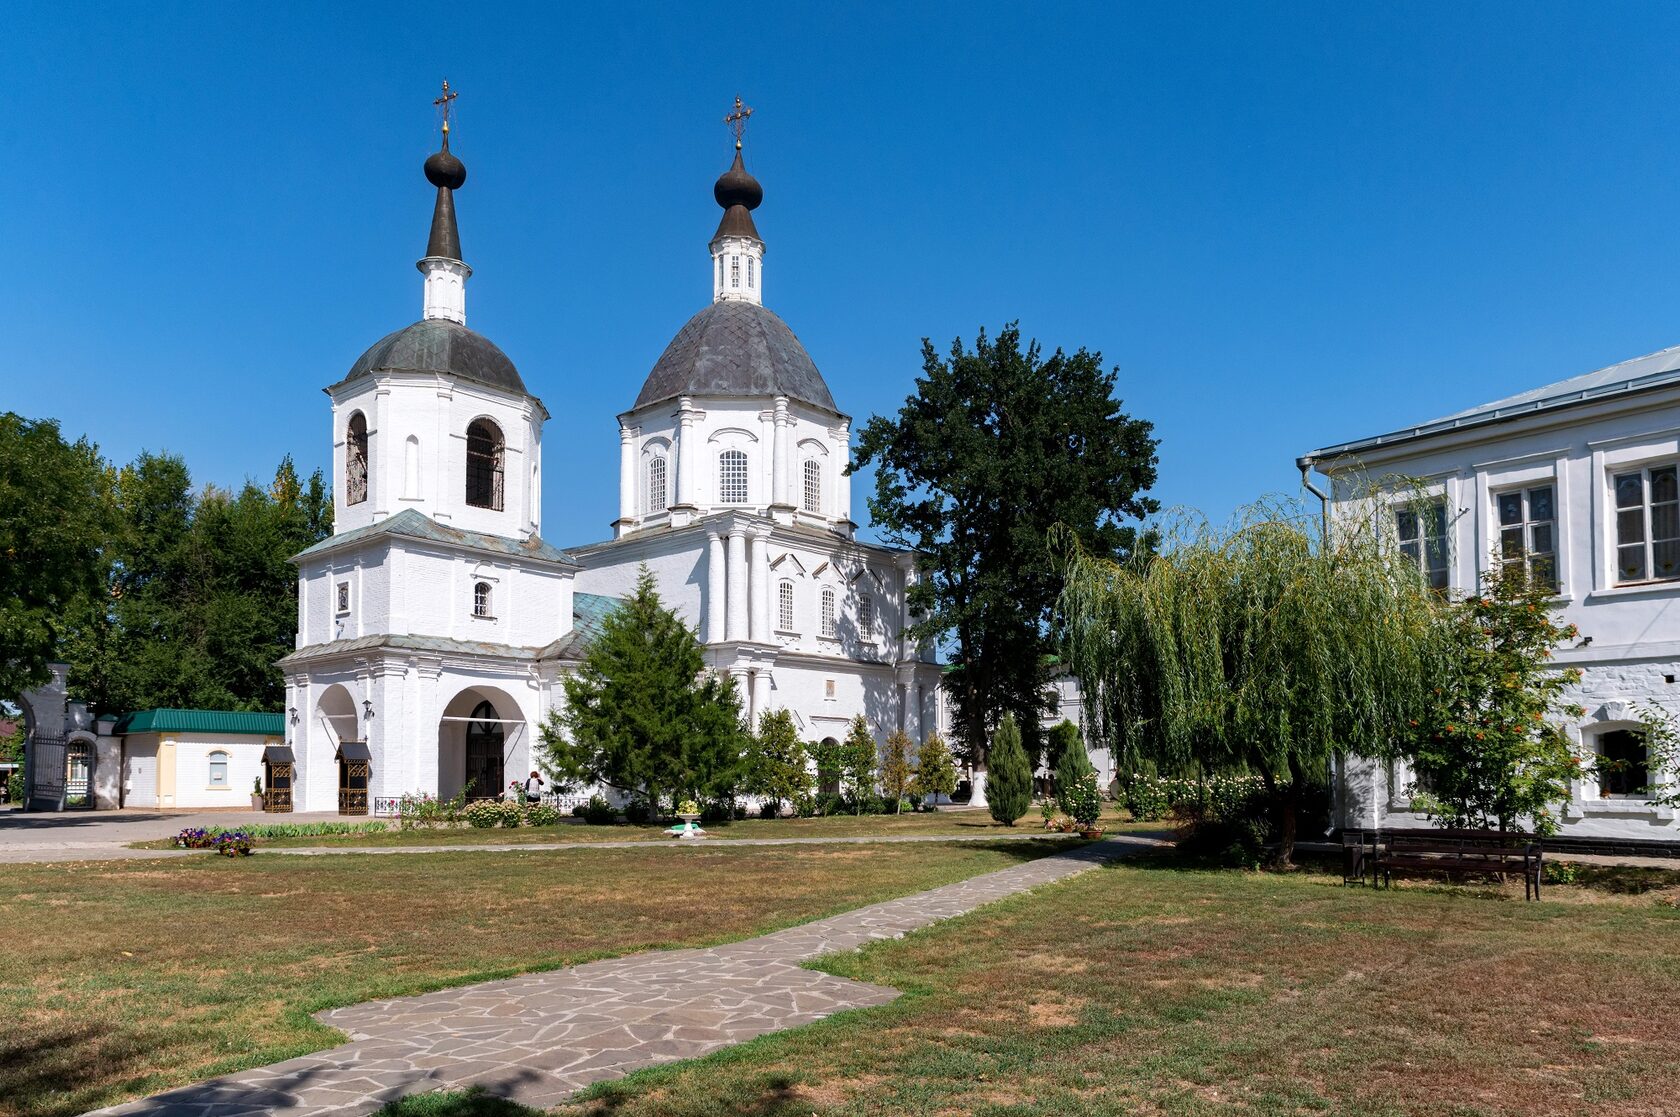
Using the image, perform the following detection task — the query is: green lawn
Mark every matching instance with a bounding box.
[0,840,1064,1117]
[535,856,1680,1117]
[135,808,1144,850]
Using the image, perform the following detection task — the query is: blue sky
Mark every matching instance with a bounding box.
[10,3,1680,547]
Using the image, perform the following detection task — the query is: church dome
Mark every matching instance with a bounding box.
[633,300,837,413]
[343,319,526,395]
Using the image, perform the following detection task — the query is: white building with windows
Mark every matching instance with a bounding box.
[274,118,940,814]
[1302,343,1680,842]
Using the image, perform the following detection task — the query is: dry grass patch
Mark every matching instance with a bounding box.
[0,840,1059,1117]
[562,857,1680,1116]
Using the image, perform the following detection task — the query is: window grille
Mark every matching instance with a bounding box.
[719,449,748,503]
[779,581,795,630]
[731,256,740,288]
[336,582,351,614]
[858,591,874,631]
[346,412,369,506]
[1614,465,1680,584]
[473,581,492,618]
[821,588,836,639]
[647,456,668,513]
[747,256,755,288]
[1496,485,1558,591]
[803,459,822,512]
[1395,502,1449,590]
[466,419,505,510]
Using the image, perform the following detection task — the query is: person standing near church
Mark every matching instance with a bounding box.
[523,770,545,805]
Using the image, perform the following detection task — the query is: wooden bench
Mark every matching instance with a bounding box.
[1366,829,1544,900]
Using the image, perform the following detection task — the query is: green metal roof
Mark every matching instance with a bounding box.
[113,709,286,737]
[294,508,575,566]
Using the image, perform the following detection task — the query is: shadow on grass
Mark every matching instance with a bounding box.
[376,1084,548,1117]
[573,1071,809,1116]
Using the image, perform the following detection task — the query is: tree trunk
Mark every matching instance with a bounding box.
[1269,768,1302,869]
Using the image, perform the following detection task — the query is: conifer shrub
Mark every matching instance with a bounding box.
[986,714,1032,825]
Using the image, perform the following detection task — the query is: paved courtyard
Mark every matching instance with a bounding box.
[83,835,1160,1116]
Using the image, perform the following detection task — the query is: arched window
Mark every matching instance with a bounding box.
[778,581,795,631]
[647,456,668,513]
[208,750,229,788]
[719,449,748,504]
[803,459,822,513]
[820,587,836,639]
[717,254,724,288]
[473,581,492,618]
[403,434,420,499]
[747,256,755,288]
[466,419,504,510]
[858,590,874,632]
[346,412,369,506]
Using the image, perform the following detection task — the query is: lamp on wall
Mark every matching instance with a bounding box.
[362,699,375,721]
[288,706,299,725]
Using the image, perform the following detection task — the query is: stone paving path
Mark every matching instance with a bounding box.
[86,835,1164,1116]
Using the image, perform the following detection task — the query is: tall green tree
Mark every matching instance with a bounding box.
[852,324,1159,771]
[910,731,959,804]
[1052,720,1094,816]
[985,713,1033,825]
[1410,567,1582,834]
[541,566,748,809]
[879,729,914,813]
[840,715,878,813]
[743,708,809,816]
[1055,500,1447,864]
[0,414,114,701]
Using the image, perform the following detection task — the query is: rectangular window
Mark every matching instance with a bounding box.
[336,581,351,614]
[1495,484,1557,591]
[719,450,748,504]
[1395,501,1449,590]
[731,256,740,288]
[778,581,795,631]
[208,753,228,787]
[1598,728,1649,797]
[821,589,836,639]
[1614,465,1680,584]
[858,592,874,632]
[825,679,836,700]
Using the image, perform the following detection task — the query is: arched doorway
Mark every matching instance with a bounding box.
[465,700,504,801]
[818,736,841,798]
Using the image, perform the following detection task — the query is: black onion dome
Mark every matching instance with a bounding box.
[634,301,836,413]
[343,319,525,394]
[425,148,467,190]
[713,150,762,210]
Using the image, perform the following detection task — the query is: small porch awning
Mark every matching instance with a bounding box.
[335,741,372,762]
[262,745,295,765]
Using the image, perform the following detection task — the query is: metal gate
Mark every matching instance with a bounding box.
[24,734,94,812]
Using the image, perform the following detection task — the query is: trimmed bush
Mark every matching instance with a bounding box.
[525,803,562,826]
[464,800,503,829]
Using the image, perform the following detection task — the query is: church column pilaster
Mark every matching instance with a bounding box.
[751,669,771,733]
[726,528,748,641]
[771,397,790,508]
[706,531,726,643]
[616,422,636,533]
[749,529,770,643]
[675,398,699,509]
[835,420,853,528]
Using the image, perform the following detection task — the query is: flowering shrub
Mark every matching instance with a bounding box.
[212,831,255,857]
[676,799,701,816]
[397,788,469,830]
[1121,774,1266,822]
[495,799,524,828]
[1066,772,1104,829]
[174,827,216,849]
[464,799,504,829]
[525,802,562,826]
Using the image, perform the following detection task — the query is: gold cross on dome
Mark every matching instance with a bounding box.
[434,79,459,144]
[725,96,753,149]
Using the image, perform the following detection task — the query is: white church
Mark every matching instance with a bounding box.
[272,108,942,814]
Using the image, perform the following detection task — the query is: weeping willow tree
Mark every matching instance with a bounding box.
[1053,495,1447,864]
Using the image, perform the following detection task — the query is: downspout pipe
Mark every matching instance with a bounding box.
[1297,455,1330,545]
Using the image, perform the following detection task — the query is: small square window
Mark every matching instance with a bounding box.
[824,679,836,700]
[335,582,351,614]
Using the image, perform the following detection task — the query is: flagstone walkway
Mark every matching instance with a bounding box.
[85,834,1163,1116]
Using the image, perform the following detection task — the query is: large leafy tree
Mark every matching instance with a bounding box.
[743,708,809,815]
[1054,500,1446,864]
[0,414,114,702]
[542,566,747,809]
[1410,567,1583,834]
[852,324,1159,768]
[60,452,330,713]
